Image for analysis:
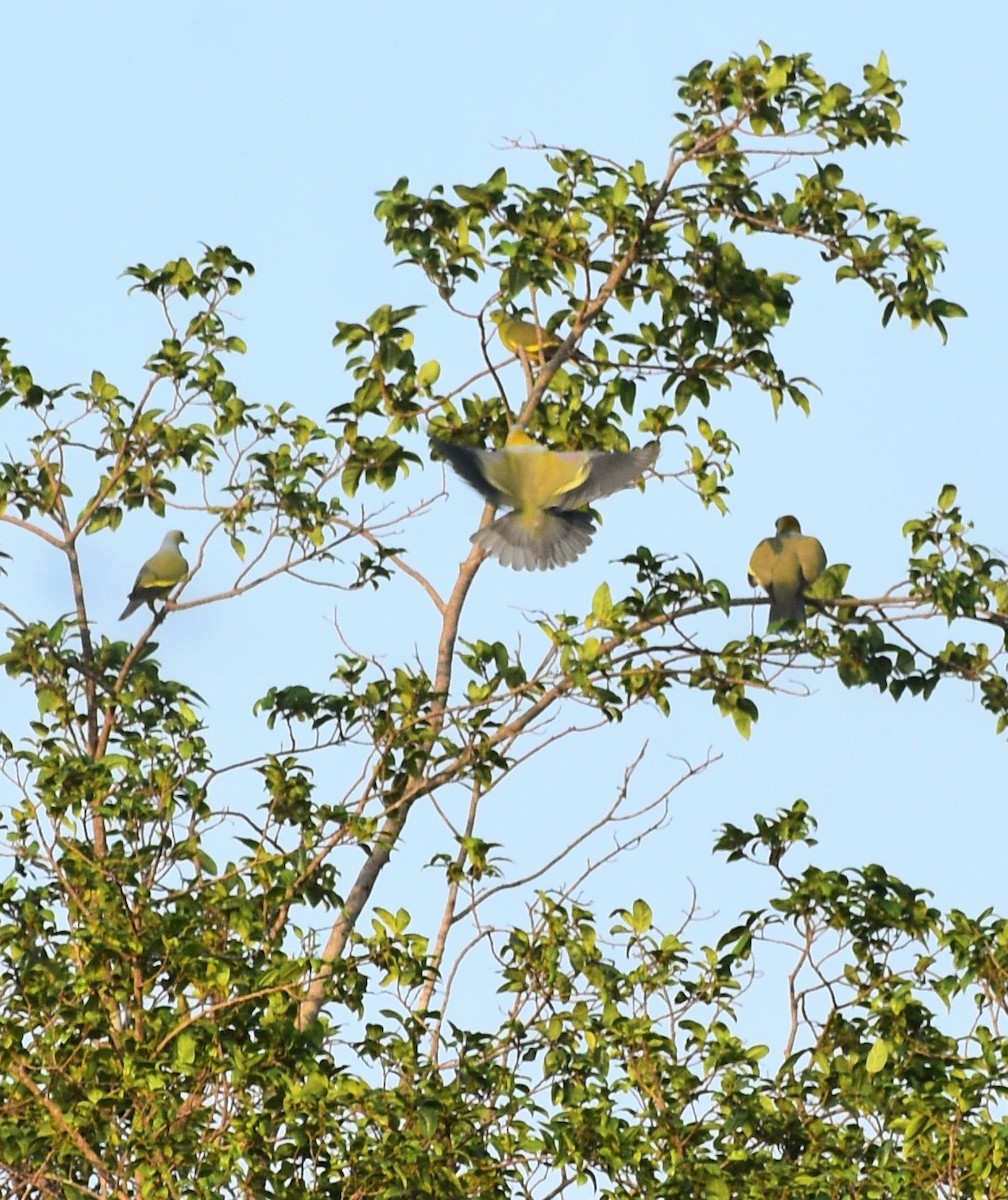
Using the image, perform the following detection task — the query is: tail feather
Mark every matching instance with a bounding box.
[767,588,805,628]
[119,588,164,621]
[472,510,595,571]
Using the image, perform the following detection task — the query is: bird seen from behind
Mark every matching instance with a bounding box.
[432,429,658,571]
[748,515,826,629]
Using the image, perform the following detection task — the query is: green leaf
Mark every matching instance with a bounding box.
[866,1037,889,1075]
[630,898,653,932]
[937,483,957,511]
[175,1031,196,1068]
[417,359,441,387]
[591,582,613,623]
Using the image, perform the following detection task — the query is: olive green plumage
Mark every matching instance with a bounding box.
[489,310,593,368]
[119,530,189,620]
[432,429,658,571]
[748,515,826,629]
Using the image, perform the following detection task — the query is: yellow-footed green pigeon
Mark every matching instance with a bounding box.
[748,515,826,629]
[490,310,593,368]
[119,530,189,619]
[431,429,658,571]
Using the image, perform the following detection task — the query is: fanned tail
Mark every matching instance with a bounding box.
[472,511,595,571]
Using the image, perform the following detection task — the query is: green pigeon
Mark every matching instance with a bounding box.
[119,530,189,620]
[431,428,658,571]
[748,515,826,629]
[489,310,593,368]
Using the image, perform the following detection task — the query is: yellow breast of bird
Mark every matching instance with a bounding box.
[501,321,559,355]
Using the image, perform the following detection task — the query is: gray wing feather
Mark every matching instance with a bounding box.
[430,438,510,507]
[554,442,659,510]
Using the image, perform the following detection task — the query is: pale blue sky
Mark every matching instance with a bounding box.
[2,4,1004,1040]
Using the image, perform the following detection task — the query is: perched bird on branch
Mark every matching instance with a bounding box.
[748,515,826,629]
[431,428,658,571]
[119,530,189,620]
[490,310,594,369]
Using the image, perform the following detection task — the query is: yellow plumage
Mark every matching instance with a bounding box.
[748,515,826,629]
[489,311,593,369]
[119,530,189,620]
[432,429,658,571]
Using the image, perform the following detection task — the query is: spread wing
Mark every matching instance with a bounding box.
[430,438,511,507]
[554,442,659,510]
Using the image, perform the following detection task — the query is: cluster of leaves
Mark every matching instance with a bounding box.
[9,797,1007,1197]
[295,805,1008,1200]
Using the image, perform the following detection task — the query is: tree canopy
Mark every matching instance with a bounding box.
[2,46,1007,1199]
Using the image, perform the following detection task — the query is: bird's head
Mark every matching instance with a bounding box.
[775,515,802,536]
